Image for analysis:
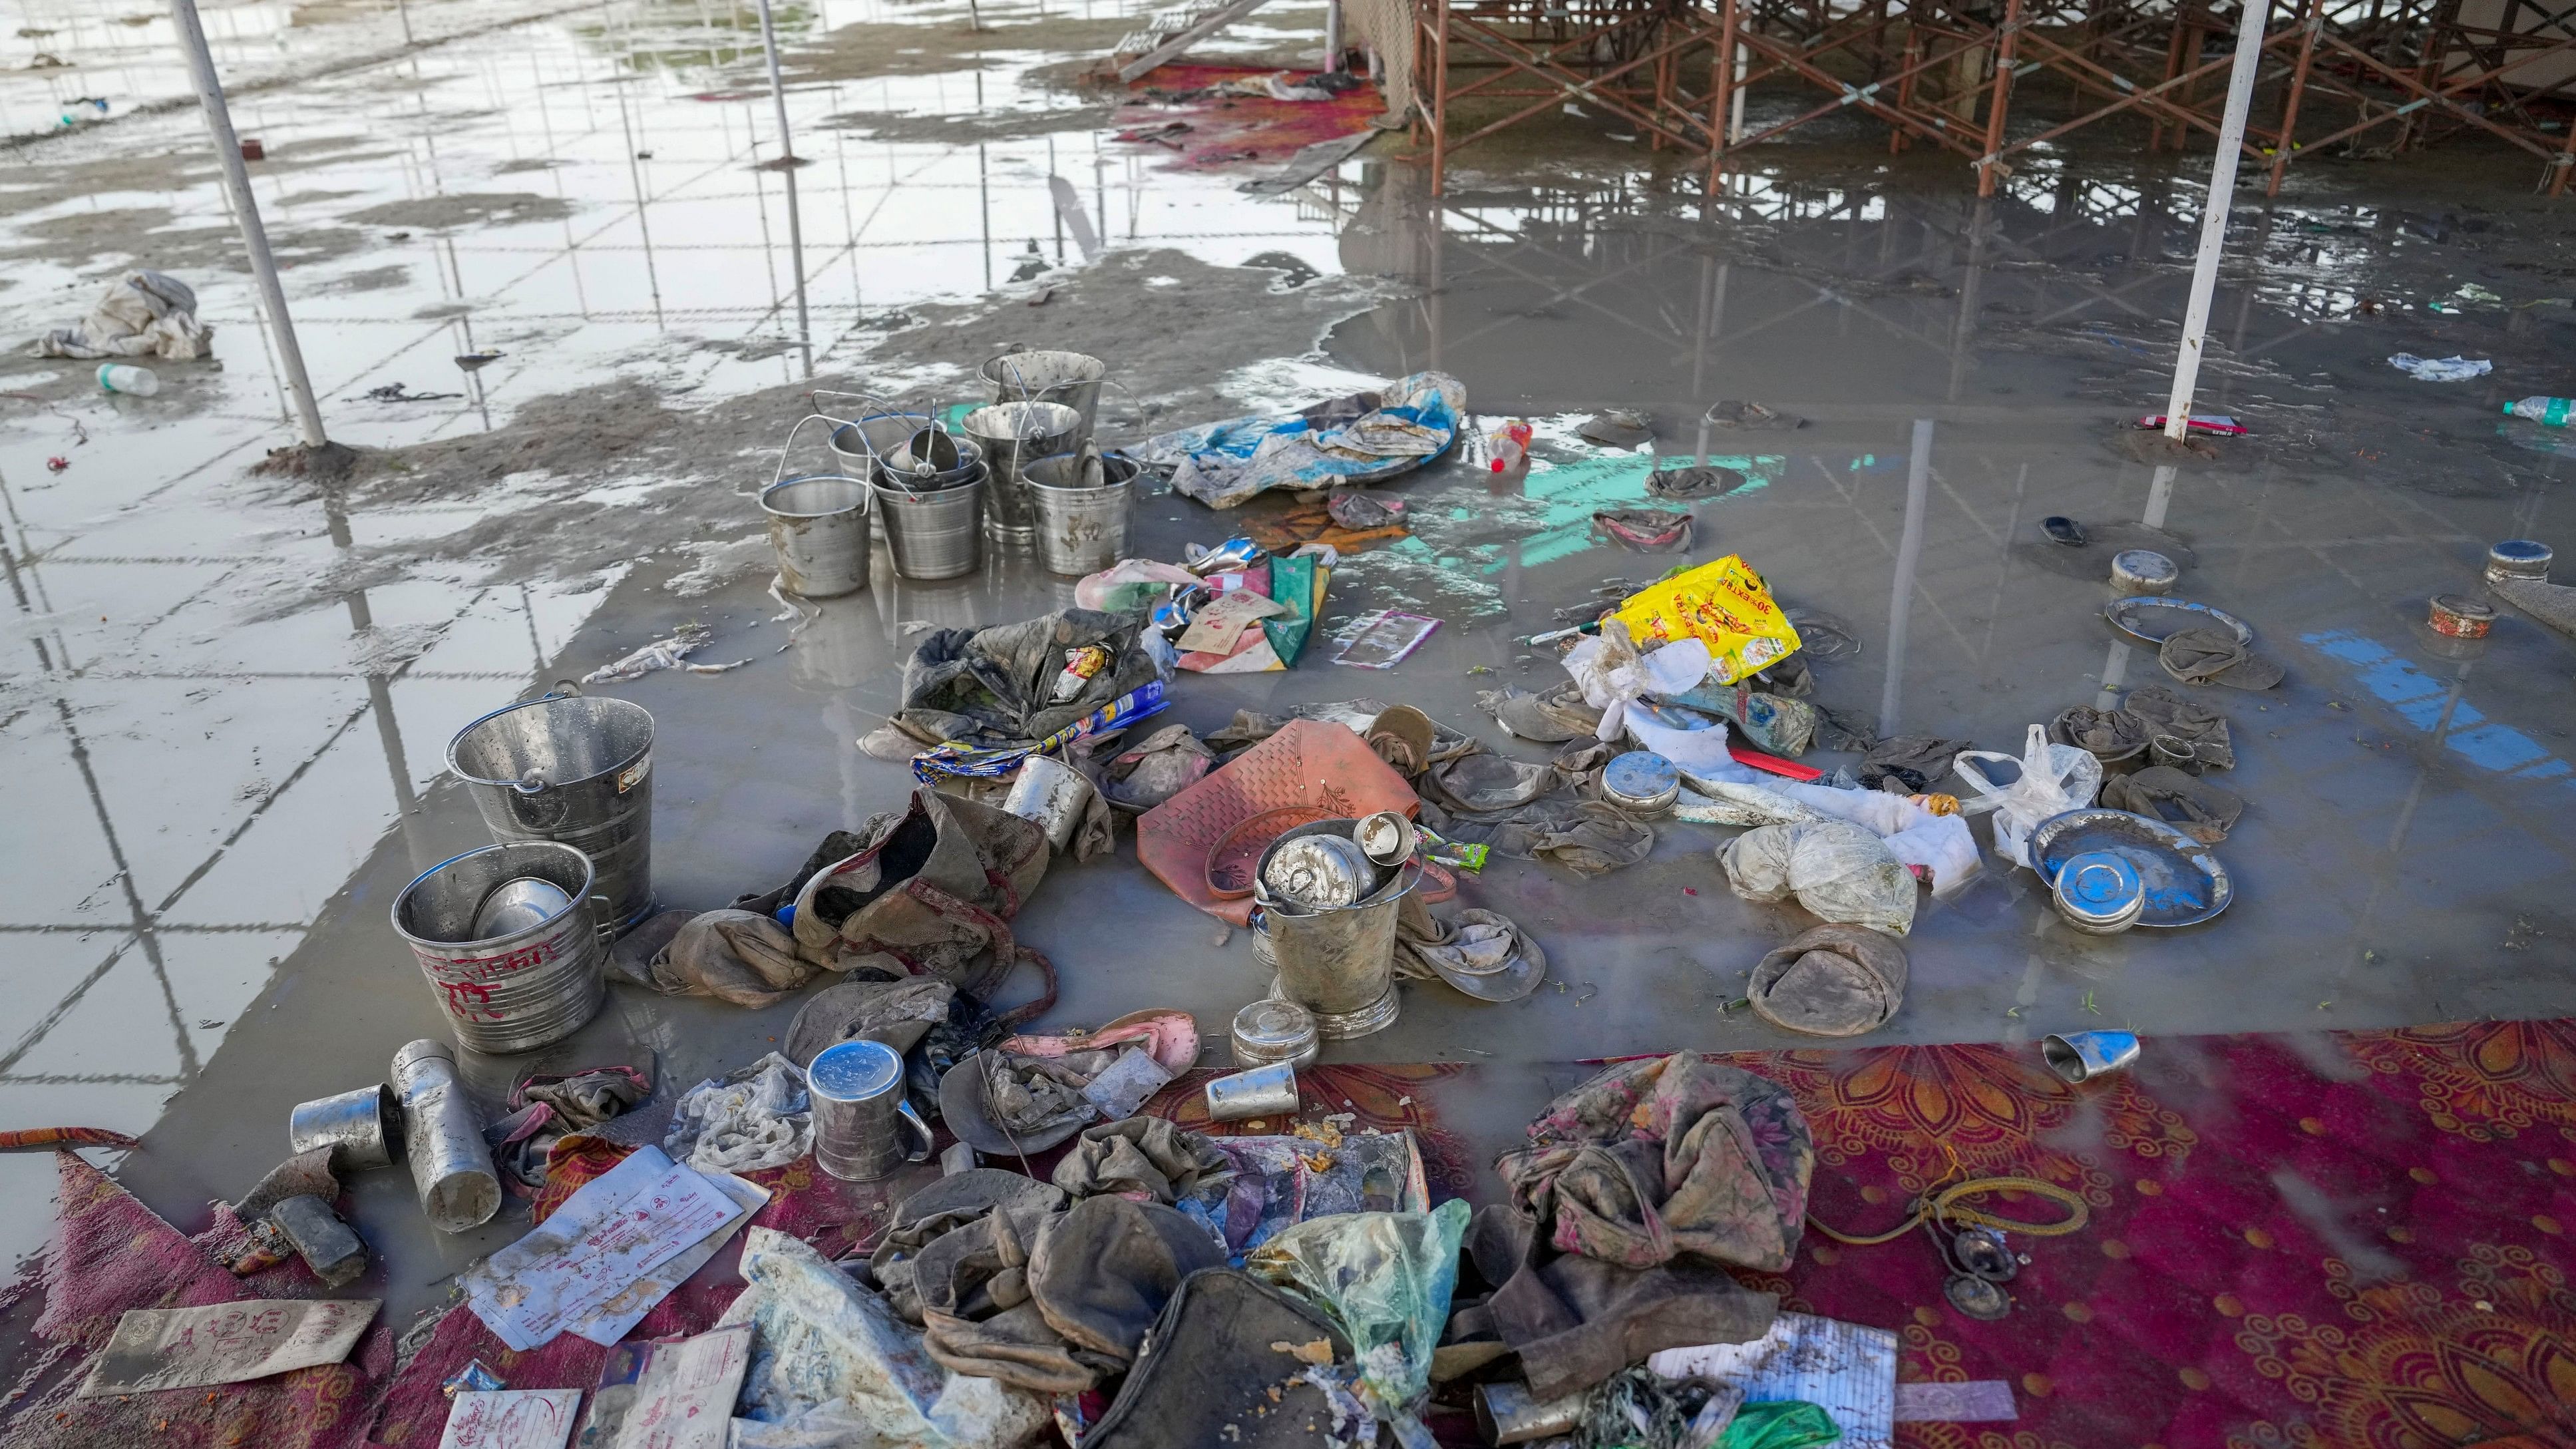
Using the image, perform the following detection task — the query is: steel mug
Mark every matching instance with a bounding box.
[1204,1062,1300,1122]
[287,1083,405,1171]
[2041,1030,2141,1083]
[809,1040,934,1181]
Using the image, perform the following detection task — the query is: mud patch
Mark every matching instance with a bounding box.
[321,263,411,292]
[345,192,576,230]
[783,13,1139,85]
[822,104,1115,144]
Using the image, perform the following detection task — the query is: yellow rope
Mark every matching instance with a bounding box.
[1805,1175,2092,1247]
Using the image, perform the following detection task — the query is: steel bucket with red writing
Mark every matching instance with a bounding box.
[392,841,608,1054]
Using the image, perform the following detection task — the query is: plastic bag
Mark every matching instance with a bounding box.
[1608,555,1803,684]
[1563,619,1712,742]
[1244,1200,1469,1449]
[1719,819,1918,936]
[665,1053,812,1173]
[1952,724,2103,869]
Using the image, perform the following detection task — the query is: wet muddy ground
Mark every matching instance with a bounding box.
[3,0,2573,1332]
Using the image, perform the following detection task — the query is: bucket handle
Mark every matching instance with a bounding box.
[807,389,894,436]
[768,414,852,494]
[982,349,1038,405]
[592,894,619,950]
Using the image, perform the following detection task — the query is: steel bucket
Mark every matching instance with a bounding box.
[872,464,985,580]
[1023,449,1139,576]
[1252,821,1419,1040]
[978,350,1105,441]
[875,433,985,490]
[391,841,610,1054]
[761,415,871,598]
[447,692,655,929]
[962,401,1081,546]
[825,407,932,475]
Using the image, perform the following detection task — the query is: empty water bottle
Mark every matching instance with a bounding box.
[96,363,159,396]
[2504,397,2573,427]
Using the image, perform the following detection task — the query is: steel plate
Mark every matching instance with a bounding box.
[2102,596,2254,648]
[2028,807,2233,927]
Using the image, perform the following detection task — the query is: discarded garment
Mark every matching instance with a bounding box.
[1051,1116,1231,1203]
[1420,751,1558,813]
[2159,626,2284,690]
[1577,409,1654,447]
[1644,465,1747,501]
[2052,705,2148,758]
[2388,353,2491,381]
[1720,818,1919,936]
[665,1052,812,1173]
[1856,733,1969,792]
[2100,764,2244,843]
[1592,507,1694,553]
[486,1065,651,1191]
[2125,683,2233,769]
[1395,905,1547,1002]
[36,270,212,360]
[783,976,958,1064]
[1422,797,1655,876]
[1747,924,1909,1037]
[1140,371,1465,509]
[1481,682,1603,743]
[582,621,751,684]
[1704,399,1803,431]
[648,909,814,1008]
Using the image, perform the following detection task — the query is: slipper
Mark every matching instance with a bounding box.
[1577,409,1654,447]
[2042,516,2088,547]
[1592,508,1694,553]
[1395,907,1547,1002]
[1000,1008,1202,1075]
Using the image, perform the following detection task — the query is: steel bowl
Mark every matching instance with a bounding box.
[1262,833,1376,911]
[2052,850,2145,934]
[470,876,575,938]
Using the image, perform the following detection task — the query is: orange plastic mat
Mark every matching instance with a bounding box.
[1136,720,1419,926]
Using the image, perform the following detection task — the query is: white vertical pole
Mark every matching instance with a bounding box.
[1322,0,1343,72]
[170,0,327,449]
[751,0,809,361]
[2161,1,2269,441]
[1880,419,1933,739]
[753,0,797,163]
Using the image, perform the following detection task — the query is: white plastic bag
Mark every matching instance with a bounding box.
[1719,819,1918,936]
[1952,724,2102,870]
[666,1052,813,1173]
[1564,620,1711,742]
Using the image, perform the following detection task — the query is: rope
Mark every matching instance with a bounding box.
[1805,1174,2090,1247]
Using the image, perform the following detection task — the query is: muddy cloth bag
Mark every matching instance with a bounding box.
[896,609,1157,749]
[2101,765,2245,843]
[1050,1117,1231,1203]
[784,977,958,1065]
[649,909,815,1008]
[1442,1203,1778,1404]
[1497,1054,1813,1274]
[2052,705,2148,758]
[2125,683,2235,769]
[1720,819,1918,937]
[2158,627,2285,691]
[1857,734,1970,792]
[1746,925,1908,1037]
[873,1170,1068,1324]
[791,790,1057,1028]
[1085,1269,1358,1449]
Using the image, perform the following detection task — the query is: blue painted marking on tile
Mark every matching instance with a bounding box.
[2303,630,2569,779]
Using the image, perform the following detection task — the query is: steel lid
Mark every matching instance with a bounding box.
[808,1039,905,1103]
[2053,850,2145,927]
[1232,998,1319,1060]
[1601,751,1680,810]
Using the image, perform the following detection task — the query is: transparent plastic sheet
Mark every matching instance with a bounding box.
[1244,1199,1471,1449]
[1952,725,2103,870]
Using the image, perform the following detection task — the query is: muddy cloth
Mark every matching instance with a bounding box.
[983,1054,1099,1138]
[2101,765,2245,844]
[1420,751,1558,813]
[916,1195,1087,1393]
[1419,797,1655,876]
[1395,904,1547,1002]
[666,1052,811,1173]
[733,829,871,917]
[917,1197,1223,1394]
[1495,1054,1813,1273]
[1592,508,1695,553]
[2124,684,2234,770]
[1050,1117,1231,1203]
[1443,1203,1779,1404]
[36,270,213,360]
[1578,410,1654,447]
[896,609,1158,749]
[649,909,815,1008]
[784,977,958,1066]
[2052,705,2149,758]
[1720,818,1918,937]
[1099,724,1214,811]
[1746,925,1909,1037]
[1814,704,1879,753]
[1857,734,1970,792]
[1141,371,1465,509]
[1480,682,1604,744]
[1662,683,1819,757]
[1706,399,1804,431]
[1644,465,1747,501]
[793,790,1055,1026]
[1083,1269,1357,1449]
[872,1169,1068,1323]
[1551,738,1620,795]
[1029,1197,1226,1370]
[1326,491,1407,530]
[486,1066,653,1191]
[2157,627,2285,691]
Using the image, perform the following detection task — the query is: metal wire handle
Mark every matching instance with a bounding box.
[767,413,867,497]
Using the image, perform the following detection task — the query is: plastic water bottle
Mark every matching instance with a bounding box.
[2504,397,2572,427]
[96,363,160,396]
[1485,419,1533,473]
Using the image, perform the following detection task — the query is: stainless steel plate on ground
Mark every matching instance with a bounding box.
[2028,807,2232,927]
[2101,596,2254,648]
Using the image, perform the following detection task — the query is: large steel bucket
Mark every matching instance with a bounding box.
[1252,821,1419,1040]
[978,350,1105,442]
[1023,449,1139,576]
[391,842,608,1054]
[872,465,985,580]
[763,416,871,598]
[962,401,1081,546]
[447,693,655,929]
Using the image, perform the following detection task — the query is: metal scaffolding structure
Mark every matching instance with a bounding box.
[1407,0,2576,196]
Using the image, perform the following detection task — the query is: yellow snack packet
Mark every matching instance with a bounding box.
[1610,554,1803,684]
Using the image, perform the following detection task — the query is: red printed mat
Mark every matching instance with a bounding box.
[1115,64,1383,171]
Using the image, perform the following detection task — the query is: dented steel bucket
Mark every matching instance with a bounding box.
[761,415,872,598]
[1022,449,1139,576]
[978,349,1105,441]
[1252,823,1419,1040]
[447,692,655,929]
[392,841,608,1054]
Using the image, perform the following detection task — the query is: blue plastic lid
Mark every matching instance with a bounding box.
[2056,851,2144,923]
[807,1040,904,1102]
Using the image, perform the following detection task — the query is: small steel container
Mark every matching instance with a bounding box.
[2487,538,2554,584]
[391,1040,500,1233]
[1354,811,1417,867]
[2428,593,2496,638]
[2042,1029,2141,1082]
[2110,548,2179,595]
[287,1084,405,1172]
[1001,755,1094,852]
[2147,733,2198,772]
[809,1039,933,1182]
[1205,1062,1300,1122]
[392,842,608,1055]
[1600,751,1680,817]
[1262,833,1376,911]
[2052,850,2145,934]
[1230,998,1321,1070]
[1476,1382,1588,1446]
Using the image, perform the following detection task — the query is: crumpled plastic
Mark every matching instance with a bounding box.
[1720,818,1919,936]
[1563,620,1712,742]
[2388,353,2491,381]
[649,909,815,1008]
[719,1227,1051,1449]
[1716,1400,1842,1449]
[1660,682,1818,756]
[1953,724,2104,869]
[35,270,213,360]
[1244,1199,1469,1449]
[665,1052,812,1173]
[1073,559,1199,613]
[1139,371,1465,509]
[582,621,750,684]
